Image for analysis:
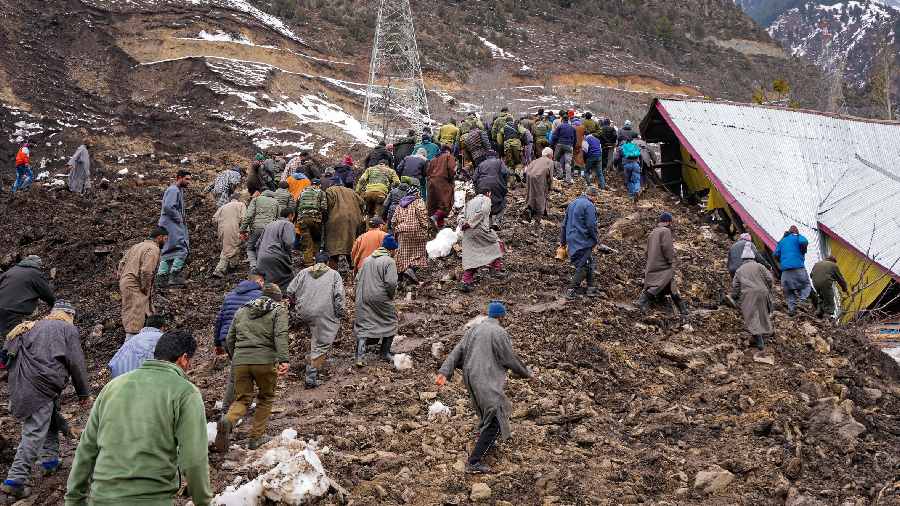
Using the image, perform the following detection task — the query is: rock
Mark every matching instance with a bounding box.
[863,387,883,401]
[786,487,827,506]
[90,324,104,339]
[808,397,865,443]
[801,322,818,336]
[431,342,444,359]
[753,354,775,365]
[419,391,438,401]
[452,459,466,472]
[405,404,421,417]
[693,465,735,495]
[674,487,690,498]
[807,335,830,353]
[470,482,491,502]
[784,456,803,479]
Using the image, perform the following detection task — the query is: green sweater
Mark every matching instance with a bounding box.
[65,360,212,506]
[225,297,290,365]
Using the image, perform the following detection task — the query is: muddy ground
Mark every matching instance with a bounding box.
[1,154,899,506]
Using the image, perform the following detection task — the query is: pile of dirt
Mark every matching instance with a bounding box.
[1,159,899,505]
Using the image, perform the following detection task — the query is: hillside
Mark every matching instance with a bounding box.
[0,0,826,164]
[737,0,899,118]
[2,154,900,504]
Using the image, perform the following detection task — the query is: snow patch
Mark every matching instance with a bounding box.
[213,439,334,505]
[427,228,459,259]
[393,353,413,370]
[428,401,451,420]
[477,36,518,60]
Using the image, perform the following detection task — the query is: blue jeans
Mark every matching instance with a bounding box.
[781,268,812,312]
[11,165,32,193]
[584,158,605,189]
[624,162,641,197]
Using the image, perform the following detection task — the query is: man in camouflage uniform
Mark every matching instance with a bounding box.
[295,179,327,266]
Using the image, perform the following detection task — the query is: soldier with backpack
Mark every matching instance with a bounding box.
[532,113,551,159]
[499,117,525,173]
[295,180,327,266]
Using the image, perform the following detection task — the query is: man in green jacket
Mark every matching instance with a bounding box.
[65,330,212,506]
[217,283,289,451]
[811,256,848,319]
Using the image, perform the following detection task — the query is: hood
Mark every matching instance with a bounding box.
[291,172,309,180]
[371,247,391,258]
[17,256,42,270]
[399,194,418,208]
[234,280,262,295]
[261,190,277,198]
[335,164,352,173]
[245,296,278,319]
[310,263,330,279]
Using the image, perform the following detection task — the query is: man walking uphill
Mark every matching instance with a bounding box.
[118,227,167,338]
[287,252,346,388]
[436,301,532,474]
[213,270,265,412]
[157,170,192,288]
[356,163,400,218]
[0,255,55,338]
[212,194,246,278]
[773,225,812,316]
[240,187,280,270]
[732,244,774,351]
[65,330,212,506]
[561,187,600,299]
[217,283,289,451]
[637,212,689,318]
[354,235,400,367]
[255,207,296,293]
[2,301,90,501]
[811,256,848,320]
[66,139,92,195]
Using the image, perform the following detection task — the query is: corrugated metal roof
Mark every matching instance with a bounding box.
[654,99,900,280]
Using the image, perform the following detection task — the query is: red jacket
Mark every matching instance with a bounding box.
[15,147,30,167]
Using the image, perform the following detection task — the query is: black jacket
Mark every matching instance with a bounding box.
[393,137,416,162]
[365,146,394,169]
[0,261,55,316]
[397,155,427,181]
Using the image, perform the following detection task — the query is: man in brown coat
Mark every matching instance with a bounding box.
[118,228,168,338]
[212,194,246,278]
[523,147,554,222]
[426,145,457,228]
[637,212,688,317]
[325,184,366,274]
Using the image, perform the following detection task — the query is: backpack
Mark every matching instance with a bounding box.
[622,142,641,159]
[297,187,323,216]
[533,120,550,138]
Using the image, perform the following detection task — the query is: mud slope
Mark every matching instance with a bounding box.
[1,156,899,505]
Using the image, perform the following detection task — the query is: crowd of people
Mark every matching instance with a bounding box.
[0,107,850,504]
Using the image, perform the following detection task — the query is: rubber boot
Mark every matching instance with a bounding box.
[155,273,169,288]
[355,337,366,367]
[636,291,650,314]
[305,355,325,388]
[568,266,588,296]
[404,267,418,284]
[380,336,394,362]
[755,334,766,351]
[671,294,689,318]
[168,269,186,288]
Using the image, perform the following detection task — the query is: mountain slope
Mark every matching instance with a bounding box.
[737,0,899,117]
[0,0,826,166]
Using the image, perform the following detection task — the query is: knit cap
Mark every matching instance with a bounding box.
[660,212,673,223]
[487,300,506,318]
[382,234,399,250]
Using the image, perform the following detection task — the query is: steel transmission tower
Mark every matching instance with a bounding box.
[363,0,430,141]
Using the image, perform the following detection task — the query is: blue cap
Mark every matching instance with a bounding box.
[660,212,673,223]
[487,300,506,318]
[382,234,399,250]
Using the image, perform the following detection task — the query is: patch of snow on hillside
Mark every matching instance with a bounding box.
[478,36,518,60]
[270,96,376,146]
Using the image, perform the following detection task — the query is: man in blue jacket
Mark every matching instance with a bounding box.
[550,115,576,184]
[560,187,600,299]
[213,269,264,412]
[773,225,811,315]
[582,133,605,189]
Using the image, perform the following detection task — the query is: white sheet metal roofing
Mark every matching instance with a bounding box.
[655,99,900,279]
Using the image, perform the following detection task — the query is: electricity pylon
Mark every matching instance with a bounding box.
[363,0,430,142]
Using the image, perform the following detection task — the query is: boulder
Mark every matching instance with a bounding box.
[808,397,866,444]
[693,465,735,495]
[470,482,492,502]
